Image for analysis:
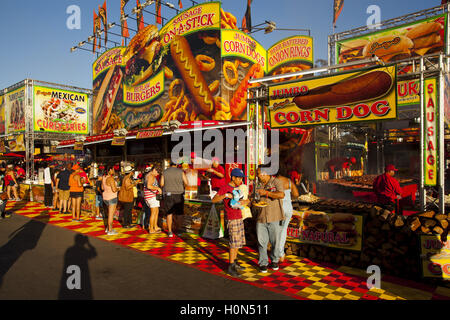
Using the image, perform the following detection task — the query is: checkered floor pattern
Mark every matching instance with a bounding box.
[4,201,449,300]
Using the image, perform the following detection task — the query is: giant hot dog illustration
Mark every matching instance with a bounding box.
[293,70,393,110]
[170,35,214,116]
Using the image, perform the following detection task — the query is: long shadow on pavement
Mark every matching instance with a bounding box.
[0,211,49,288]
[58,234,97,300]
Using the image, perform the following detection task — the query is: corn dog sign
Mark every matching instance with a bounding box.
[221,29,266,70]
[268,65,397,128]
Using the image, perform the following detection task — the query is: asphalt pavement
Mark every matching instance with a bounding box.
[0,213,293,300]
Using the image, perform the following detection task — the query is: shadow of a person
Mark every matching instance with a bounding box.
[0,214,49,288]
[58,234,97,300]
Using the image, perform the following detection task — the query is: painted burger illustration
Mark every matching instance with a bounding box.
[123,24,166,87]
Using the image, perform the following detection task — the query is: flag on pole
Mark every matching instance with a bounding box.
[333,0,344,28]
[93,10,97,52]
[136,0,145,31]
[93,10,102,52]
[156,0,162,25]
[121,0,130,46]
[241,0,252,34]
[98,1,108,46]
[178,0,183,9]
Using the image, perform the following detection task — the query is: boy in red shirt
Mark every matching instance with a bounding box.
[212,168,250,277]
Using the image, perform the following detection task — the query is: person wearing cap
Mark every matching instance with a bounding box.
[289,170,310,196]
[118,165,136,228]
[160,161,188,237]
[255,165,285,273]
[69,163,84,221]
[326,156,356,179]
[373,164,402,209]
[207,157,225,198]
[212,167,250,277]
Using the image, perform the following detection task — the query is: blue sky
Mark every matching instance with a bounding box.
[0,0,440,90]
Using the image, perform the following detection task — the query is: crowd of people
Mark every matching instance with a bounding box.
[3,156,440,278]
[0,158,304,278]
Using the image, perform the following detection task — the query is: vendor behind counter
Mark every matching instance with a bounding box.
[326,157,356,179]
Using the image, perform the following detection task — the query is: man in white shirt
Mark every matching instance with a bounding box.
[43,162,54,208]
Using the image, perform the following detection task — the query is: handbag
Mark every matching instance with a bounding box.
[156,193,163,201]
[118,177,134,203]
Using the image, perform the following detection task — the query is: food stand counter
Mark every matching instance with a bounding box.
[284,198,449,282]
[318,175,418,204]
[18,182,44,202]
[81,186,96,217]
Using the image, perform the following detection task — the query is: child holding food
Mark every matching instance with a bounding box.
[212,168,250,277]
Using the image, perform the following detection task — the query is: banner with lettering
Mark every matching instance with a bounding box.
[424,78,438,186]
[92,2,226,134]
[268,65,397,128]
[420,235,450,280]
[5,86,25,134]
[444,73,450,124]
[8,134,25,152]
[33,86,89,134]
[221,29,265,121]
[0,95,5,135]
[92,47,126,82]
[267,35,313,81]
[397,79,420,106]
[287,210,363,251]
[336,14,447,71]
